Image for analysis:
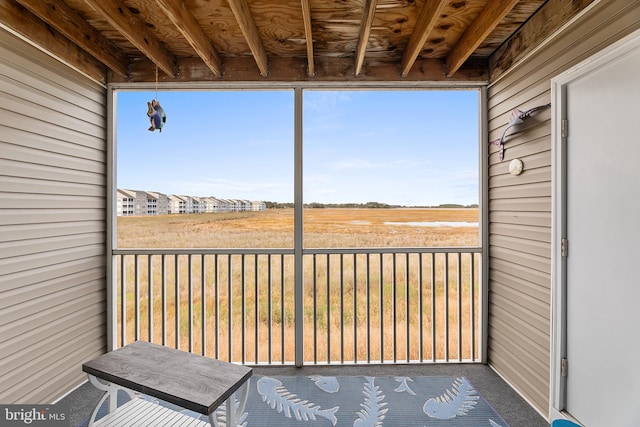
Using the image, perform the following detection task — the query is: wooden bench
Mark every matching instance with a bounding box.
[82,341,252,426]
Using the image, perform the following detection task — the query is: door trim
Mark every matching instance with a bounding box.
[549,28,640,420]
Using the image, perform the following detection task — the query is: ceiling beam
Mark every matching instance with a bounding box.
[445,0,520,77]
[155,0,222,78]
[82,0,177,78]
[0,0,106,83]
[300,0,315,76]
[110,56,487,84]
[13,0,129,77]
[400,0,449,77]
[355,0,377,76]
[489,0,595,81]
[227,0,269,77]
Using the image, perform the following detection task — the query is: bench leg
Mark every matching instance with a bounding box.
[209,380,250,427]
[86,374,138,427]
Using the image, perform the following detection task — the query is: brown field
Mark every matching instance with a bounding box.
[117,208,479,248]
[116,208,480,363]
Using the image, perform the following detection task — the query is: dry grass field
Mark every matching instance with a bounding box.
[118,208,479,248]
[116,208,480,363]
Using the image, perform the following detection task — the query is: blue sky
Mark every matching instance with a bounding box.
[116,89,478,206]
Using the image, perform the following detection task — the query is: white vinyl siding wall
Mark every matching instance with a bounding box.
[0,29,107,403]
[487,0,640,418]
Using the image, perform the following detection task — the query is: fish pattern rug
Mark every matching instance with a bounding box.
[165,375,509,427]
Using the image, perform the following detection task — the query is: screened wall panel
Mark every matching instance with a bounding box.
[0,28,107,403]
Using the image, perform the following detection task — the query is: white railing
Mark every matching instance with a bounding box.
[113,247,481,365]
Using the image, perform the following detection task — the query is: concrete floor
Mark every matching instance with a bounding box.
[63,363,549,427]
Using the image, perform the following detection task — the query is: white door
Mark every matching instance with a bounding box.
[554,32,640,426]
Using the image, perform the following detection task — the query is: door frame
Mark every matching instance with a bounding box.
[549,28,640,422]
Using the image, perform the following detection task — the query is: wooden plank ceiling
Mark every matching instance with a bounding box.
[0,0,549,84]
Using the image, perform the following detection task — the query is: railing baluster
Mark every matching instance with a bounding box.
[392,253,397,363]
[267,254,272,364]
[366,254,371,364]
[161,254,166,346]
[120,254,126,347]
[134,254,139,342]
[457,252,462,362]
[148,255,153,343]
[188,254,193,354]
[431,252,436,362]
[313,254,317,364]
[444,253,449,362]
[379,253,383,363]
[280,253,285,364]
[418,253,423,362]
[353,253,357,364]
[227,254,232,362]
[340,254,344,364]
[175,255,180,350]
[470,253,476,361]
[326,254,331,363]
[241,254,246,364]
[202,254,206,356]
[405,253,410,363]
[214,254,219,360]
[254,254,259,363]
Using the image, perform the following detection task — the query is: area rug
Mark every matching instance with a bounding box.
[171,375,508,427]
[84,375,509,427]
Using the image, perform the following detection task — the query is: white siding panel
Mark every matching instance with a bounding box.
[490,268,549,303]
[2,91,104,138]
[1,258,105,291]
[490,182,551,199]
[0,194,105,209]
[1,126,104,162]
[2,221,102,242]
[0,245,104,277]
[489,222,551,243]
[0,177,104,197]
[0,109,104,151]
[487,0,640,418]
[0,267,104,312]
[1,139,105,173]
[0,233,105,259]
[0,29,107,404]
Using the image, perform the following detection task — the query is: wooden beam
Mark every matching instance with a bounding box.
[0,0,106,83]
[227,0,269,77]
[489,0,596,80]
[400,0,449,77]
[155,0,222,78]
[109,56,487,83]
[445,0,519,77]
[300,0,315,76]
[13,0,128,77]
[82,0,176,78]
[355,0,377,76]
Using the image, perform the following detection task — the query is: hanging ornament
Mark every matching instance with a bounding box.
[146,99,166,132]
[146,65,167,132]
[491,103,550,161]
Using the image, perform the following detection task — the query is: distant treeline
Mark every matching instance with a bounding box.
[264,201,479,209]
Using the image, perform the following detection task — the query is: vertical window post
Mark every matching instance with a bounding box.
[294,87,304,366]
